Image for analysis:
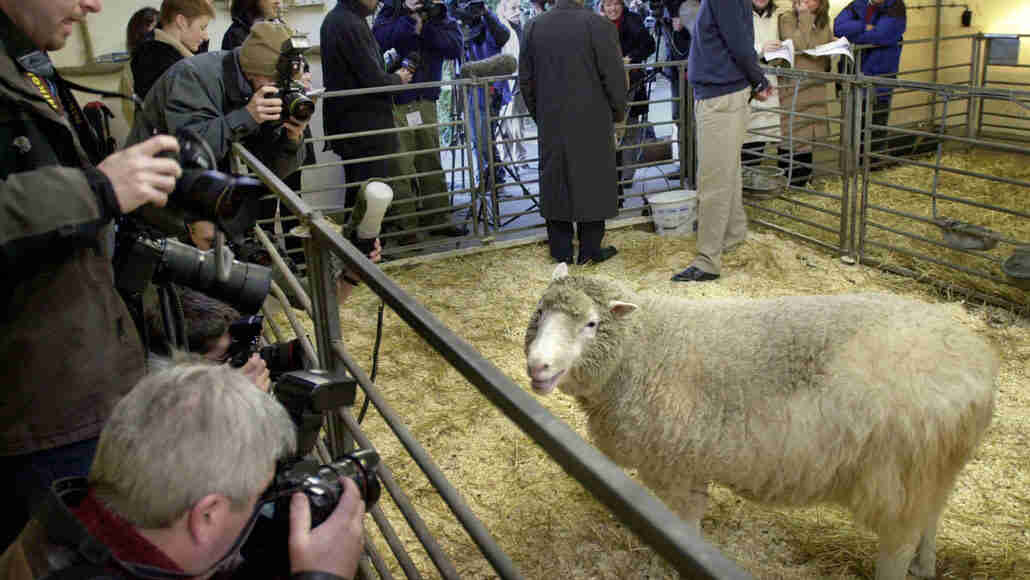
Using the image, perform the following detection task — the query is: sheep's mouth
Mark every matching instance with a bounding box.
[530,370,564,395]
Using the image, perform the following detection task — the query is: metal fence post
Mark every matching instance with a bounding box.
[303,224,353,457]
[976,35,989,139]
[678,62,688,188]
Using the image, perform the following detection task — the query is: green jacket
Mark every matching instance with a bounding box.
[0,13,145,455]
[127,48,303,179]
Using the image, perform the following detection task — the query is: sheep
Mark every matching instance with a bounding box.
[523,263,998,580]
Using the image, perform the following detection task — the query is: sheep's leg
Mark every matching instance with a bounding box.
[908,508,942,578]
[659,482,710,533]
[875,527,921,580]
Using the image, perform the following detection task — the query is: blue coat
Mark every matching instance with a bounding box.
[373,2,464,104]
[686,0,767,100]
[834,0,906,98]
[463,10,512,109]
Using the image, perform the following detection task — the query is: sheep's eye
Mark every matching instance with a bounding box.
[586,320,598,329]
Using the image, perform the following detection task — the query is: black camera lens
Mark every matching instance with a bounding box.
[158,238,272,314]
[283,90,315,122]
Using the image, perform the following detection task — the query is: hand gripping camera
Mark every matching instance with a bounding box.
[276,34,316,123]
[226,314,305,379]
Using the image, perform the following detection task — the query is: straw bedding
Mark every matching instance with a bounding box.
[271,223,1029,579]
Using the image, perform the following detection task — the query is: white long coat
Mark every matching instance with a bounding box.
[748,9,782,142]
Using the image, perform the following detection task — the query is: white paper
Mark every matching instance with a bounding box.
[405,110,423,127]
[803,37,853,61]
[763,38,795,67]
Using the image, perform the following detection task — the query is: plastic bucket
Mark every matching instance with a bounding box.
[646,189,697,236]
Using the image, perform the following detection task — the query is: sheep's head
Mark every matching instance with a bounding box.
[524,263,638,397]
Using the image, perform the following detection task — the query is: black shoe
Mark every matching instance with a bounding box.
[577,246,618,265]
[432,225,468,237]
[671,266,719,282]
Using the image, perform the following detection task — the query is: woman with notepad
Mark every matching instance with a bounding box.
[777,0,832,187]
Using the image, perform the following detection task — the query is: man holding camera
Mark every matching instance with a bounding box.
[453,0,510,189]
[128,21,310,182]
[0,363,367,580]
[0,0,185,551]
[374,0,467,238]
[322,0,413,215]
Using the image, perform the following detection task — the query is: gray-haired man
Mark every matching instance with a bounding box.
[0,363,366,580]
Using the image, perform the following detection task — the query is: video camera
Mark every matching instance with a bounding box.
[384,48,421,74]
[226,314,305,378]
[412,0,447,20]
[453,0,486,24]
[275,34,316,123]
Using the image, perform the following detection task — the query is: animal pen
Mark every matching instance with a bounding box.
[231,31,1028,580]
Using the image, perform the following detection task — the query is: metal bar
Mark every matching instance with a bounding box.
[260,304,286,343]
[363,539,395,580]
[369,504,423,580]
[333,371,484,580]
[977,35,989,138]
[268,279,319,367]
[253,225,313,314]
[337,407,459,580]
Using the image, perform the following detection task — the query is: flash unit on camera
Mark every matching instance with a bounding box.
[275,369,357,412]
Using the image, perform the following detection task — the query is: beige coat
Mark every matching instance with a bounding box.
[778,10,833,145]
[748,10,781,142]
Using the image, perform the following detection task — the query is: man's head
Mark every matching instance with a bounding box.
[159,0,216,53]
[89,363,296,575]
[239,20,294,89]
[0,0,101,52]
[145,287,241,359]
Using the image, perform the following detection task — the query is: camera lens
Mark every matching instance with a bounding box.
[157,238,272,314]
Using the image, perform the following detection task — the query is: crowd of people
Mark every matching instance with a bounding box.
[0,0,906,577]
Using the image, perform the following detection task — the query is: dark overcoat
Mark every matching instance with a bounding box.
[519,0,627,222]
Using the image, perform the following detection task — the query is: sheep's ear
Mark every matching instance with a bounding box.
[608,300,638,318]
[551,262,569,281]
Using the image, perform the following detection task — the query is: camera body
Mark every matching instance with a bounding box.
[384,48,421,75]
[269,450,382,528]
[413,0,447,20]
[226,314,305,378]
[275,35,315,123]
[454,0,486,24]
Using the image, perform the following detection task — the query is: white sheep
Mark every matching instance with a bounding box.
[524,264,998,580]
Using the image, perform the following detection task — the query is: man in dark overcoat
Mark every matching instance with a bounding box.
[519,0,627,265]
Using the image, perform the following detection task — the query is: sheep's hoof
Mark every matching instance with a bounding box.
[907,559,936,578]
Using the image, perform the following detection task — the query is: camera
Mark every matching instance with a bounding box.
[268,450,382,527]
[115,232,272,315]
[226,314,305,378]
[157,128,265,241]
[275,35,315,123]
[454,0,486,23]
[384,48,421,74]
[414,0,447,19]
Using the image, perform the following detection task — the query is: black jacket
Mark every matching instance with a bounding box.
[131,39,183,101]
[222,16,253,51]
[320,0,404,159]
[616,9,656,117]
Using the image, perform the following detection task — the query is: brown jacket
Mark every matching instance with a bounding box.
[778,10,834,141]
[0,12,145,456]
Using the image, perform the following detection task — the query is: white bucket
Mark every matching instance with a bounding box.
[646,189,697,236]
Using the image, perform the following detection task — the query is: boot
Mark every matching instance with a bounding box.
[778,149,813,187]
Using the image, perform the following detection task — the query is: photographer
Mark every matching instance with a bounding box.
[321,0,413,213]
[144,287,272,392]
[128,22,309,187]
[0,363,367,580]
[0,0,183,551]
[452,0,510,188]
[656,0,691,128]
[373,0,467,238]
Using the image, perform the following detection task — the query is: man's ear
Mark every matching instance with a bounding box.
[175,13,189,32]
[187,493,229,547]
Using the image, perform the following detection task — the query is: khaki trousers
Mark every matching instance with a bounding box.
[391,100,452,230]
[692,87,750,275]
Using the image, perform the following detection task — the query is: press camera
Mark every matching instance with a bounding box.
[226,314,305,378]
[413,0,447,20]
[275,34,316,123]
